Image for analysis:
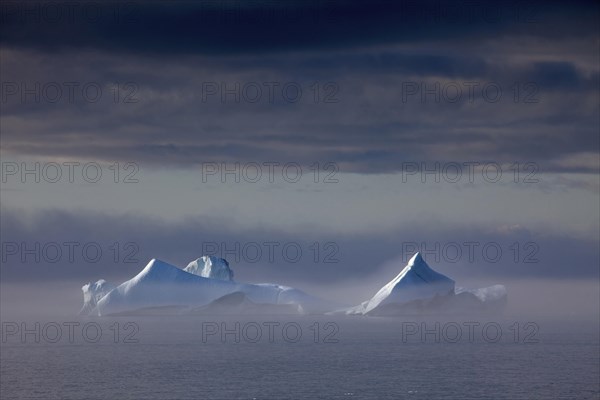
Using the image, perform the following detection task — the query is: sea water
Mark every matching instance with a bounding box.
[1,316,598,399]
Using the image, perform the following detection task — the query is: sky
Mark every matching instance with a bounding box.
[0,0,598,314]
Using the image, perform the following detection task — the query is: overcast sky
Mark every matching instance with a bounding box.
[1,1,598,307]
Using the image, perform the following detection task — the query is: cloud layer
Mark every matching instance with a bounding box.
[1,0,598,173]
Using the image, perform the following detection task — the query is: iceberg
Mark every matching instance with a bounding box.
[80,252,506,317]
[184,256,234,280]
[79,279,116,315]
[189,292,304,315]
[346,253,507,315]
[83,258,328,316]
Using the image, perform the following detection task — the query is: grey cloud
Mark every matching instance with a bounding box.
[1,46,598,174]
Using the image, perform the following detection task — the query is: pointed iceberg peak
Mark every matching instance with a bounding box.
[393,252,454,291]
[144,258,165,269]
[349,253,455,314]
[409,252,424,265]
[407,252,441,275]
[184,256,234,281]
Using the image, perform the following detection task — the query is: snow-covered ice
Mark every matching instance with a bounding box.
[85,258,327,316]
[79,279,116,315]
[184,256,234,280]
[348,252,456,314]
[80,252,506,316]
[345,252,507,315]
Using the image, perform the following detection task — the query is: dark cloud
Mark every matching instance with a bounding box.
[3,0,597,55]
[1,47,598,173]
[0,1,598,174]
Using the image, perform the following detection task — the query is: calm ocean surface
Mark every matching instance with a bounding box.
[1,316,598,400]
